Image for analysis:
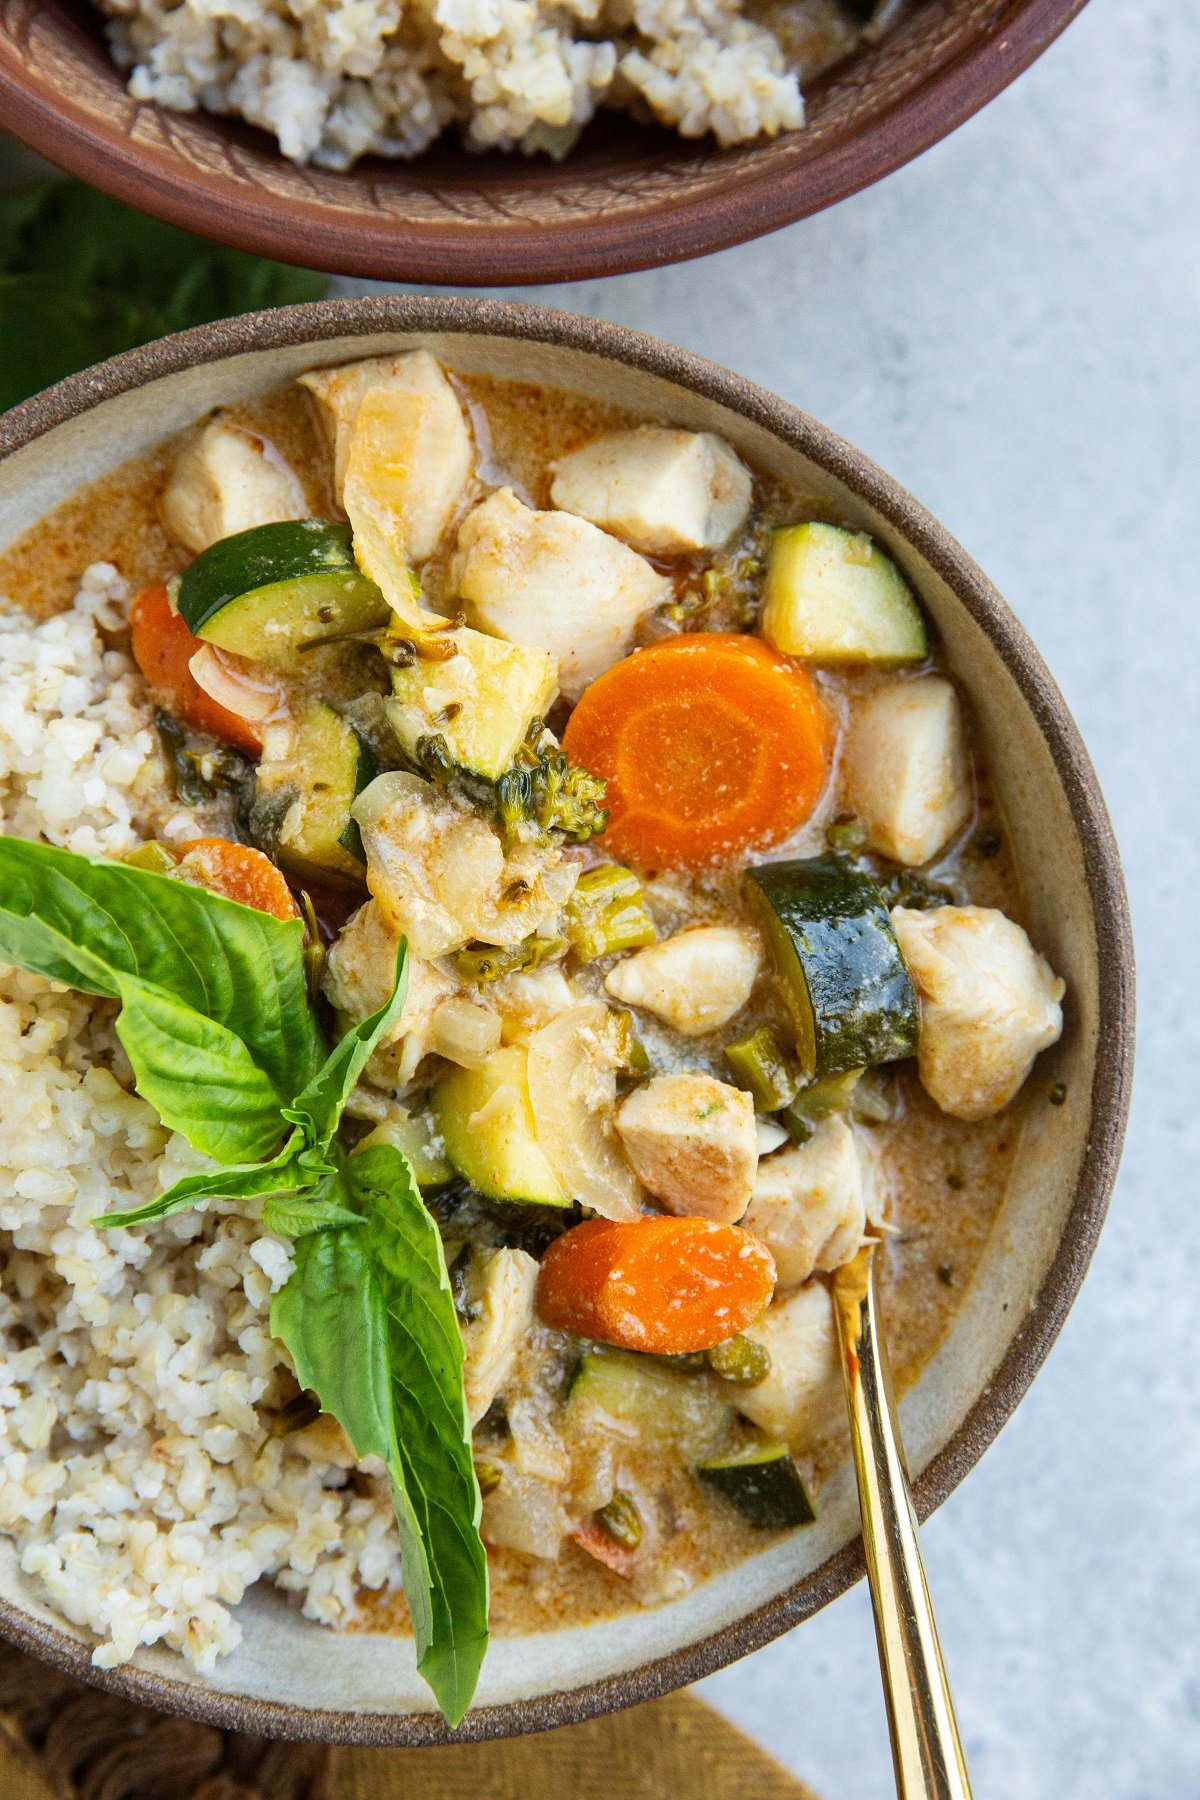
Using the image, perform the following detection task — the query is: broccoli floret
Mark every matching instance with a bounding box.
[495,730,608,849]
[536,749,609,841]
[450,935,565,986]
[659,511,774,632]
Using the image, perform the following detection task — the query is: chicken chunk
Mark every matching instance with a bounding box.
[734,1282,842,1449]
[352,771,577,958]
[300,351,473,562]
[461,1248,539,1426]
[449,487,670,701]
[892,904,1065,1120]
[159,417,307,554]
[841,676,973,867]
[604,925,762,1038]
[614,1073,757,1223]
[741,1116,868,1287]
[321,899,454,1085]
[299,358,382,492]
[550,426,752,555]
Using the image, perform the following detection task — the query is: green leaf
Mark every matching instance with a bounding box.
[271,1147,488,1726]
[262,1190,365,1239]
[272,1222,399,1460]
[0,175,328,410]
[96,1134,316,1230]
[113,974,295,1163]
[0,182,324,319]
[0,839,325,1155]
[91,936,407,1228]
[283,942,409,1148]
[95,1128,344,1231]
[0,274,162,413]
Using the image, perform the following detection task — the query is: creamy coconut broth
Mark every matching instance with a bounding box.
[0,361,1065,1715]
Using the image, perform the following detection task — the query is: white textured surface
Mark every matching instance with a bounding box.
[341,0,1200,1790]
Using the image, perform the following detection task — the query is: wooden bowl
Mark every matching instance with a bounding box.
[0,0,1089,284]
[0,297,1133,1744]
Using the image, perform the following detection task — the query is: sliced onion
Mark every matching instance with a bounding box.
[526,1001,642,1221]
[481,1469,569,1561]
[188,644,282,722]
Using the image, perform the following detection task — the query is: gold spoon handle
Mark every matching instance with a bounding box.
[832,1244,974,1800]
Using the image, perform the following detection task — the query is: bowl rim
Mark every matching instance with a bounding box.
[0,295,1134,1744]
[0,0,1091,283]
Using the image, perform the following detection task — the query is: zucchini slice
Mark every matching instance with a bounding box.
[177,520,390,666]
[569,1347,735,1460]
[431,1045,569,1207]
[696,1442,815,1528]
[748,854,918,1078]
[760,522,927,665]
[353,1105,453,1191]
[263,702,376,883]
[387,626,557,782]
[723,1025,799,1112]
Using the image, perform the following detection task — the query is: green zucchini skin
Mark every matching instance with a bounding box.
[432,1047,569,1209]
[760,522,927,666]
[261,701,376,884]
[176,520,389,661]
[337,730,377,867]
[569,1348,735,1459]
[695,1444,815,1529]
[748,854,918,1078]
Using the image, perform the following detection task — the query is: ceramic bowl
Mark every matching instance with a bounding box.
[0,296,1133,1744]
[0,0,1090,284]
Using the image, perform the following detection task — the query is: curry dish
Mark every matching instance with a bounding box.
[0,355,1064,1722]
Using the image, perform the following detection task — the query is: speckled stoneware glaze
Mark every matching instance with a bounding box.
[0,0,1090,283]
[0,298,1133,1746]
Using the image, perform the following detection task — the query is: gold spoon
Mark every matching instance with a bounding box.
[830,1241,974,1800]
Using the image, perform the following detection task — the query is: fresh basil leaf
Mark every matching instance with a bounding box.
[354,1146,489,1726]
[262,1190,365,1239]
[273,1223,399,1458]
[283,942,409,1148]
[113,974,294,1164]
[271,1147,488,1726]
[93,941,407,1227]
[0,838,325,1152]
[97,1133,316,1230]
[96,1123,344,1231]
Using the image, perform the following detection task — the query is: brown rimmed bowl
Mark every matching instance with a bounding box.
[0,0,1090,284]
[0,296,1133,1744]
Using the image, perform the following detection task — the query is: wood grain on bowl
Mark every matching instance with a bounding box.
[0,0,1090,283]
[0,298,1133,1746]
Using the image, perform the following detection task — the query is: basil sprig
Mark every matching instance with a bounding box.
[97,943,409,1227]
[273,1145,489,1726]
[0,837,489,1724]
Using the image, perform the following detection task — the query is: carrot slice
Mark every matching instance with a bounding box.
[536,1216,776,1354]
[130,582,264,756]
[570,1518,637,1580]
[175,838,300,922]
[561,633,832,871]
